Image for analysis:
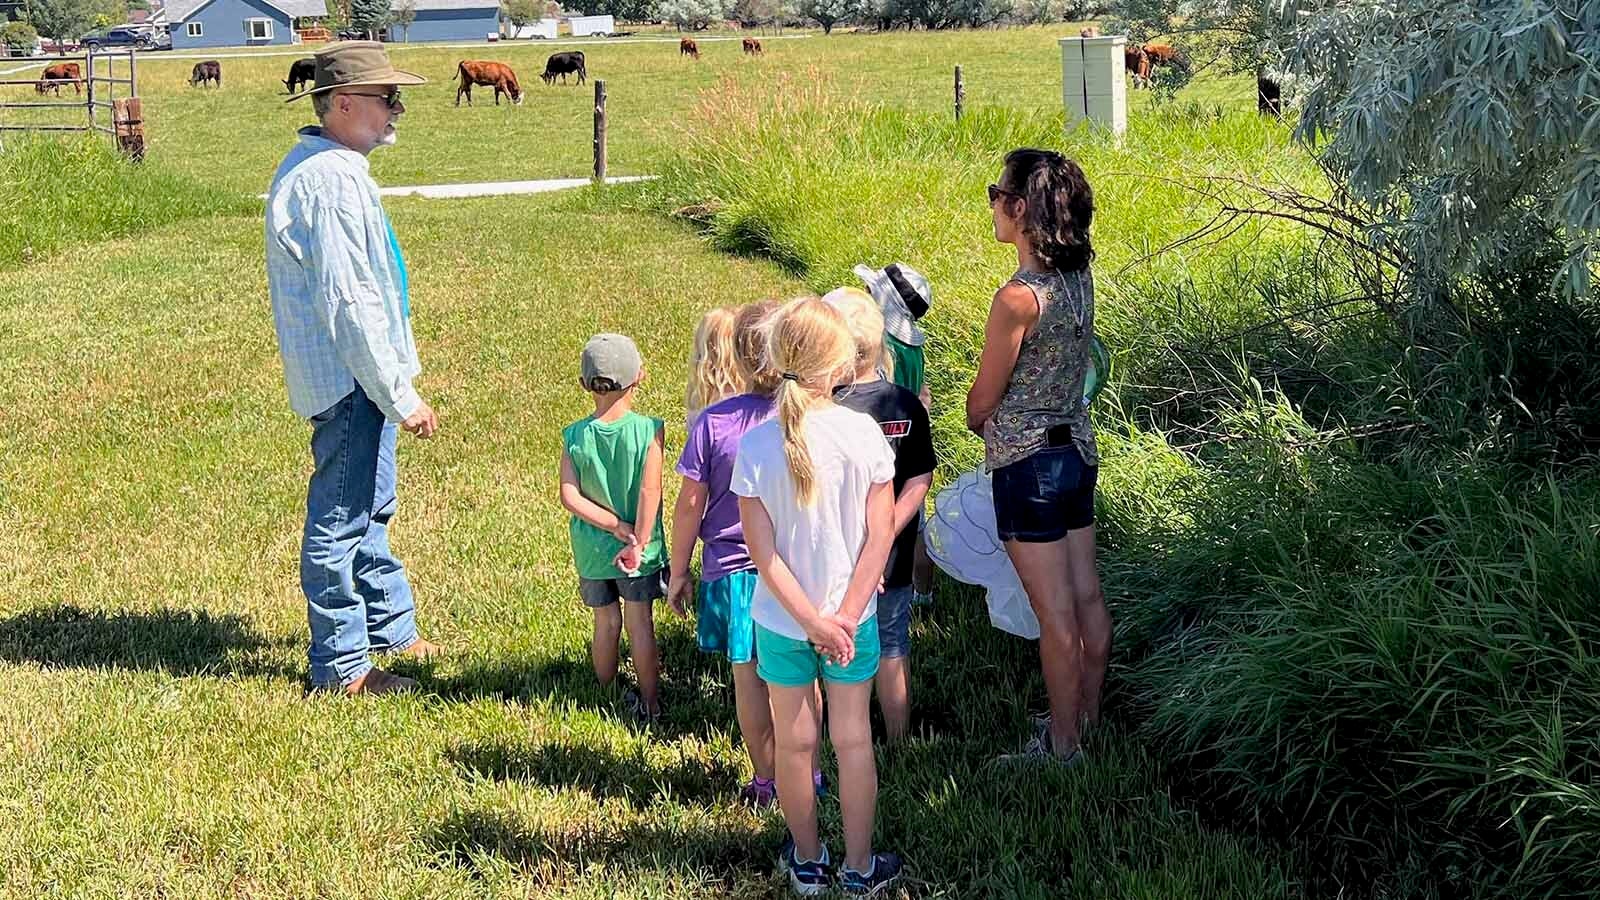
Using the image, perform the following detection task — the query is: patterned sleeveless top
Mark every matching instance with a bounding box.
[984,267,1099,471]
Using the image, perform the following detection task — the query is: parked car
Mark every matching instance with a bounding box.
[81,25,153,50]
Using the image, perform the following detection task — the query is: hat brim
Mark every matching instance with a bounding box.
[284,69,428,102]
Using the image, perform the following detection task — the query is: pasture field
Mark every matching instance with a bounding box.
[18,23,1581,900]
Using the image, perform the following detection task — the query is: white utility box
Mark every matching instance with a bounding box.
[1060,34,1127,136]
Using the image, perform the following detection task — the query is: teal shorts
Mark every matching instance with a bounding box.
[755,616,881,687]
[696,570,758,664]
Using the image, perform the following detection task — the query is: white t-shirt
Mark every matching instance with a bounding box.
[731,404,895,641]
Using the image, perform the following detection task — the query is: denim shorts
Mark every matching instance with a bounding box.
[579,569,666,608]
[696,569,758,664]
[876,585,912,660]
[755,617,880,687]
[993,445,1098,543]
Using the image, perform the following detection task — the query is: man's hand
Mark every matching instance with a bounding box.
[401,401,439,439]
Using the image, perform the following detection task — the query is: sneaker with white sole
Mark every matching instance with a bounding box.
[840,852,904,896]
[777,835,832,896]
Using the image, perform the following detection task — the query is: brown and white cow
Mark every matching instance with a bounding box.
[680,37,699,59]
[742,37,762,55]
[35,62,83,95]
[453,59,523,106]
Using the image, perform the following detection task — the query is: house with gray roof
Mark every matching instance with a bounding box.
[167,0,326,49]
[385,0,502,44]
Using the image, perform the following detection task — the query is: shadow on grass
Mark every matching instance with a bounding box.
[425,806,774,891]
[415,627,742,740]
[446,738,745,810]
[0,604,297,679]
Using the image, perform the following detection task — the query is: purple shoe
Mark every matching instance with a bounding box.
[738,776,777,810]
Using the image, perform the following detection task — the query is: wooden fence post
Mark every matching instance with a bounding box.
[86,52,95,132]
[954,65,964,122]
[593,79,607,184]
[114,98,145,162]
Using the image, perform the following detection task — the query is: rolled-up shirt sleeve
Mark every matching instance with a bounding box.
[304,185,421,422]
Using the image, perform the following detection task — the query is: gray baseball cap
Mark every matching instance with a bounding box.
[580,333,642,392]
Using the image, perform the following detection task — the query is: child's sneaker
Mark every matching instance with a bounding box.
[738,776,777,810]
[622,689,662,725]
[777,835,832,896]
[840,852,904,896]
[812,769,828,798]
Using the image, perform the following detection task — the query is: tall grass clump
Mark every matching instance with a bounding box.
[0,136,256,270]
[648,72,1600,896]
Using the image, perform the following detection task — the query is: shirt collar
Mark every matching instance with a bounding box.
[296,126,369,173]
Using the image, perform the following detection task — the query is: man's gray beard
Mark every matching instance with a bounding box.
[376,125,397,148]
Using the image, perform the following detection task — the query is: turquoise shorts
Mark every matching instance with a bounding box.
[755,616,881,687]
[696,570,758,664]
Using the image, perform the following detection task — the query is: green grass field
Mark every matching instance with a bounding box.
[4,28,1312,899]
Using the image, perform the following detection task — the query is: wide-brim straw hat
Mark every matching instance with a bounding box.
[285,40,426,102]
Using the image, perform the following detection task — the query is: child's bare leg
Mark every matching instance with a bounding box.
[912,532,935,596]
[592,603,622,685]
[825,679,877,872]
[770,682,824,860]
[732,661,775,778]
[621,600,660,713]
[874,656,910,741]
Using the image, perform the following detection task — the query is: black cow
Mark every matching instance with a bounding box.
[283,57,315,94]
[541,50,586,86]
[189,60,222,87]
[1257,74,1282,117]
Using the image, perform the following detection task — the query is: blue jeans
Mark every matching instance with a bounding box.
[300,386,419,687]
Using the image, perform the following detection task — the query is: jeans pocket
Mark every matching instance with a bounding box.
[1033,446,1082,501]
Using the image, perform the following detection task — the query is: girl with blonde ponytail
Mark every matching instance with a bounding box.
[731,297,905,894]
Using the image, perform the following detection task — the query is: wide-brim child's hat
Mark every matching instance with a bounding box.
[853,263,931,347]
[284,40,426,102]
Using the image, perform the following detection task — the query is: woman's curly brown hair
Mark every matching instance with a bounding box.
[999,148,1095,273]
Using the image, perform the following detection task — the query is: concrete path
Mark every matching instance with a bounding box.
[255,175,656,201]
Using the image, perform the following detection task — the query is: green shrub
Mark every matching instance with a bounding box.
[1,21,39,54]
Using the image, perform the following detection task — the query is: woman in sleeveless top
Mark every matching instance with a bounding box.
[965,148,1110,765]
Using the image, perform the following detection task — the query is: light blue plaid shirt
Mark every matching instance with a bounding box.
[265,127,421,423]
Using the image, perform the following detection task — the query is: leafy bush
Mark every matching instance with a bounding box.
[1,21,39,54]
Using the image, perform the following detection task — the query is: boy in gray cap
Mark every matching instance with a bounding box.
[559,333,668,721]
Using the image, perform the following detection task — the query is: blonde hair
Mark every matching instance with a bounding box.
[686,307,743,421]
[822,287,894,380]
[766,297,856,507]
[734,299,783,396]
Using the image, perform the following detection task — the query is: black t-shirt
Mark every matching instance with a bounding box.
[834,378,936,588]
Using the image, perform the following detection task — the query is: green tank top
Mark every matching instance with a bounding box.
[562,411,666,580]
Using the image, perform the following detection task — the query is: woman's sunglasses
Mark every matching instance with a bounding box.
[987,183,1020,204]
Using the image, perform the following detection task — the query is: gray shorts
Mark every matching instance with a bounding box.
[580,570,666,608]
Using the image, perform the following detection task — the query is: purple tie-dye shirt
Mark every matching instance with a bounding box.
[675,393,774,582]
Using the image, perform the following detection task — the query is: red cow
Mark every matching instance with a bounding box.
[453,60,523,106]
[742,37,762,55]
[680,37,699,59]
[35,62,83,96]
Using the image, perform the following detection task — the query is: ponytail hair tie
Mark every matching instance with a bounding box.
[781,372,800,382]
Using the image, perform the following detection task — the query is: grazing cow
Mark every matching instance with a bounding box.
[742,37,762,55]
[679,37,699,59]
[189,60,222,87]
[541,50,586,85]
[453,59,523,106]
[1257,73,1282,116]
[35,62,82,95]
[1124,45,1149,86]
[283,57,315,94]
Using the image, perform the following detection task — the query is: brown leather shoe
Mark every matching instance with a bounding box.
[345,667,418,696]
[396,639,442,661]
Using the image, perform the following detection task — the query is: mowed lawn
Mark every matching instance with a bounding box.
[1,29,1289,898]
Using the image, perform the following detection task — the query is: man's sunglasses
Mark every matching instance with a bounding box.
[987,183,1021,204]
[345,89,403,109]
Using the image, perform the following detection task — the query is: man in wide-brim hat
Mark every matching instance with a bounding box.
[265,41,440,696]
